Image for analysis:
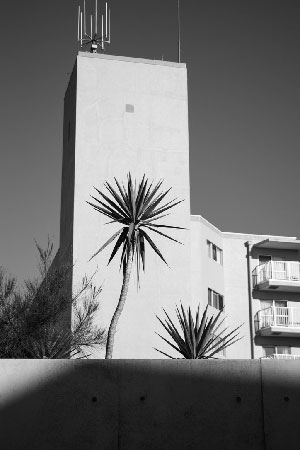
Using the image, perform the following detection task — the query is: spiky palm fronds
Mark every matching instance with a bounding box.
[87,173,184,282]
[155,304,242,359]
[88,173,184,358]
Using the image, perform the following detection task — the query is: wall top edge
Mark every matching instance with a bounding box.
[191,214,222,235]
[191,214,297,242]
[77,51,186,68]
[222,231,297,241]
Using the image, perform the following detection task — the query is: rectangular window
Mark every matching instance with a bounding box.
[212,244,217,261]
[260,300,287,309]
[276,346,291,355]
[262,346,275,357]
[207,240,223,265]
[263,346,291,357]
[260,300,288,327]
[208,288,224,311]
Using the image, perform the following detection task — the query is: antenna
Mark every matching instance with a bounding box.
[77,0,111,53]
[177,0,181,63]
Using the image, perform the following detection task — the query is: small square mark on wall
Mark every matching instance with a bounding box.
[126,104,134,113]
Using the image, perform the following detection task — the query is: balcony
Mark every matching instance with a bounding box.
[262,354,300,360]
[255,306,300,336]
[252,261,300,291]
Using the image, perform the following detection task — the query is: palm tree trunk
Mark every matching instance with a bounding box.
[105,245,134,359]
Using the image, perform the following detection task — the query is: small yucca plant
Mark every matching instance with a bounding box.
[155,304,242,359]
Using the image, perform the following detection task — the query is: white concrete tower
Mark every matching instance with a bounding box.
[60,52,191,358]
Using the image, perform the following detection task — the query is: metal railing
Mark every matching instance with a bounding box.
[262,354,300,360]
[255,306,300,331]
[252,261,300,287]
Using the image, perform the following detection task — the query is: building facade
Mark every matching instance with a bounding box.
[60,52,192,358]
[59,52,300,359]
[191,214,300,359]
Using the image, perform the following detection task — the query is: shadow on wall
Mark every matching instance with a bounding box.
[0,359,300,450]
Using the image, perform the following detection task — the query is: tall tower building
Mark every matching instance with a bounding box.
[60,52,192,358]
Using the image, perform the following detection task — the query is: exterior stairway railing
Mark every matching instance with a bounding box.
[262,354,300,360]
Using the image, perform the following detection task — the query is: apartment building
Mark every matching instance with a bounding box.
[191,214,300,359]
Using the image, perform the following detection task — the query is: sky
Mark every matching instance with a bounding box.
[1,0,300,283]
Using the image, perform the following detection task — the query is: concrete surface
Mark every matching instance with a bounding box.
[0,359,300,450]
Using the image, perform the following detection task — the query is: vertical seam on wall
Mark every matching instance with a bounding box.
[245,242,255,358]
[117,363,121,450]
[260,360,267,450]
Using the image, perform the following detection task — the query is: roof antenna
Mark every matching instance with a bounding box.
[78,0,111,53]
[177,0,181,63]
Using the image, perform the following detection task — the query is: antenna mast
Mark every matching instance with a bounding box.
[77,0,111,53]
[177,0,181,63]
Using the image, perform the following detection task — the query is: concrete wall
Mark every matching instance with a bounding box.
[222,233,253,358]
[62,53,192,358]
[191,216,252,358]
[1,359,300,450]
[190,215,227,356]
[191,215,224,308]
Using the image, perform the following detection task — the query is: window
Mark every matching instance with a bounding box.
[207,240,223,265]
[263,346,291,357]
[208,288,224,311]
[276,346,291,355]
[260,300,288,327]
[260,300,287,309]
[259,255,271,265]
[263,346,275,357]
[259,255,286,264]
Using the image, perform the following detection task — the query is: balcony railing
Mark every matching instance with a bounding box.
[255,306,300,332]
[262,354,300,360]
[252,261,300,287]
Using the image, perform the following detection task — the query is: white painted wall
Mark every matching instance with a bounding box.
[190,215,225,315]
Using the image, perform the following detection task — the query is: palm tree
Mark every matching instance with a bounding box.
[155,303,242,359]
[87,173,184,359]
